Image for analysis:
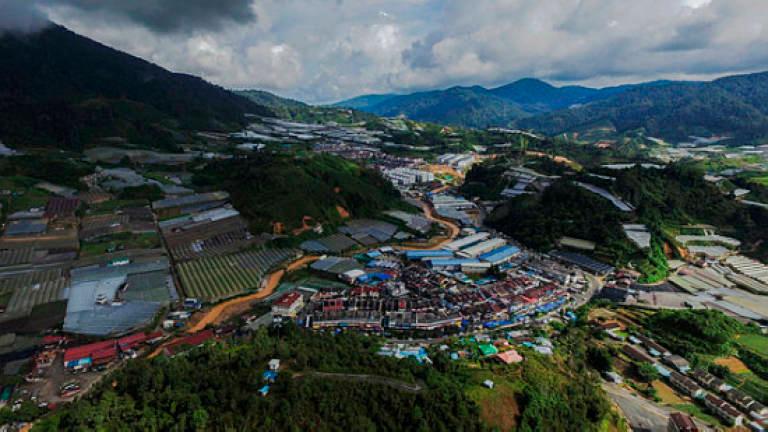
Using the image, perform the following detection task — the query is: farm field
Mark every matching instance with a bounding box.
[2,188,51,215]
[177,248,299,302]
[80,232,160,257]
[737,334,768,357]
[714,356,750,373]
[0,268,68,321]
[727,370,768,404]
[86,199,148,215]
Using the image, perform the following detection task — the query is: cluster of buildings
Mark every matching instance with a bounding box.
[430,194,478,226]
[82,167,192,196]
[299,219,407,254]
[231,117,388,147]
[382,167,435,186]
[286,229,584,333]
[500,166,557,199]
[62,331,165,371]
[615,328,767,429]
[435,153,477,172]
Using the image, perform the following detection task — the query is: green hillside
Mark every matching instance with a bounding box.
[350,86,530,128]
[236,89,377,124]
[518,72,768,143]
[33,327,484,432]
[0,25,272,151]
[192,153,407,232]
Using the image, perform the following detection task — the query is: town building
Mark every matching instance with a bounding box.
[668,412,699,432]
[272,291,304,317]
[669,371,705,398]
[703,394,744,426]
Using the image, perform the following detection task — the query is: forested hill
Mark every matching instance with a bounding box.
[236,89,378,124]
[337,85,529,128]
[517,72,768,142]
[0,25,272,151]
[337,73,768,143]
[191,153,407,233]
[333,78,674,128]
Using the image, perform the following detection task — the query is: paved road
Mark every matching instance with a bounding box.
[603,382,715,432]
[603,382,670,432]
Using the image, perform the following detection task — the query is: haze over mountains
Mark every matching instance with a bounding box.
[336,73,768,142]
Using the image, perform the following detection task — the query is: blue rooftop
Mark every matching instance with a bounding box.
[426,258,481,266]
[479,245,521,263]
[405,250,454,259]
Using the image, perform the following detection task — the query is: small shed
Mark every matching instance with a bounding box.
[262,370,278,382]
[268,359,281,371]
[483,380,495,389]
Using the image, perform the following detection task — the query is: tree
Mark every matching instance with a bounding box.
[637,363,660,382]
[587,346,613,372]
[708,363,731,379]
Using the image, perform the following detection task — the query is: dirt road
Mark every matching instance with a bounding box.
[294,371,423,393]
[186,255,319,333]
[148,255,319,358]
[399,201,460,251]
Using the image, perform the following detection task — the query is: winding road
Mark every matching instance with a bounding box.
[399,200,460,251]
[293,371,423,393]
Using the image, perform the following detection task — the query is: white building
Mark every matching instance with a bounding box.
[383,168,435,186]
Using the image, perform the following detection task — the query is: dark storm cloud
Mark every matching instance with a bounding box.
[402,33,442,69]
[655,20,716,52]
[49,0,257,33]
[26,0,768,102]
[0,0,50,32]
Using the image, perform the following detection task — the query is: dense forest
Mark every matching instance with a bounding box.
[612,164,768,261]
[353,86,529,129]
[459,160,512,200]
[0,155,94,189]
[34,326,484,431]
[481,161,768,269]
[485,180,638,264]
[236,90,378,124]
[337,78,672,130]
[518,72,768,143]
[0,25,271,151]
[32,322,620,432]
[192,153,408,232]
[515,329,615,432]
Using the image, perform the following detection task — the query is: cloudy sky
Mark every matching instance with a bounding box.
[3,0,768,103]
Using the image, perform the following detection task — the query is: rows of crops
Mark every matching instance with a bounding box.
[177,248,299,302]
[0,268,68,318]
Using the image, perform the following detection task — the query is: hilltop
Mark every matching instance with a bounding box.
[191,153,408,233]
[0,25,272,151]
[517,72,768,143]
[334,78,670,127]
[236,89,377,124]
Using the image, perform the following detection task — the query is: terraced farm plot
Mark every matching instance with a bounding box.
[0,268,68,321]
[177,248,299,302]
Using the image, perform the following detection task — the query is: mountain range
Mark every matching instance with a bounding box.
[3,24,768,149]
[0,25,272,151]
[336,74,768,143]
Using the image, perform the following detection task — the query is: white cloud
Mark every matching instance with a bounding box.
[27,0,768,103]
